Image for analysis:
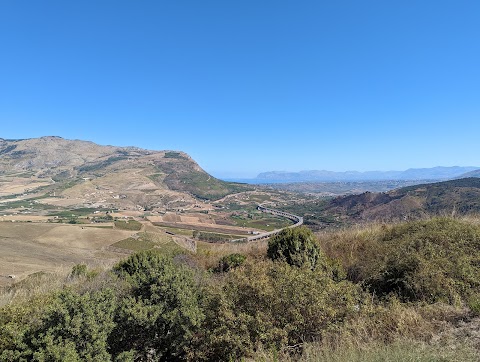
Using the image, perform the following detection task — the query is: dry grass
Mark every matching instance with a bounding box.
[0,221,132,284]
[0,257,121,307]
[251,340,479,362]
[194,240,268,269]
[249,301,479,362]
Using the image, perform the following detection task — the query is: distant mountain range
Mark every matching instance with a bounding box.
[256,166,480,182]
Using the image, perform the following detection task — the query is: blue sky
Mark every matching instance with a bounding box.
[1,1,479,178]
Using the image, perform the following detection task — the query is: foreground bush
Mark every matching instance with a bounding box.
[195,260,362,361]
[267,226,323,269]
[1,289,116,361]
[320,217,480,304]
[111,250,204,361]
[214,253,247,273]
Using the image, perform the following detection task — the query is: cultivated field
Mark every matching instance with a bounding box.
[0,222,135,287]
[0,176,53,197]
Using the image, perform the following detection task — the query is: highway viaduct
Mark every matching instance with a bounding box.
[232,204,304,242]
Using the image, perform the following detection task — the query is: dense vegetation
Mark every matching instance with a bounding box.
[1,218,480,361]
[320,218,480,305]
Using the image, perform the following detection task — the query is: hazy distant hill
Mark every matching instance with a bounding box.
[0,136,249,204]
[256,166,479,182]
[325,178,480,221]
[458,169,480,179]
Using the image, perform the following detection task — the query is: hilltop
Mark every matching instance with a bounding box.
[0,136,250,211]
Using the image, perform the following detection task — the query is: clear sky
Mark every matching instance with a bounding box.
[1,1,479,178]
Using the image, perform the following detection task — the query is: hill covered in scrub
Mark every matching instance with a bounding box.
[0,137,250,209]
[280,178,480,230]
[1,218,479,361]
[325,178,480,221]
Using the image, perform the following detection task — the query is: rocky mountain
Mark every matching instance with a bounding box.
[256,166,479,182]
[325,178,480,222]
[0,137,249,210]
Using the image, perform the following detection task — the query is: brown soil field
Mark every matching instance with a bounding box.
[37,197,87,207]
[0,222,135,286]
[0,216,52,222]
[0,177,53,197]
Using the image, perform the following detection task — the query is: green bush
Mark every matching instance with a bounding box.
[267,226,323,269]
[70,264,88,279]
[1,289,117,361]
[214,253,247,273]
[344,218,480,303]
[467,293,480,316]
[111,251,204,360]
[0,296,51,358]
[195,260,361,361]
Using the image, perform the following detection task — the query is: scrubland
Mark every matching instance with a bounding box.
[1,217,479,361]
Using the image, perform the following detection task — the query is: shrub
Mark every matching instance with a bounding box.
[267,226,323,269]
[366,218,480,303]
[70,264,88,279]
[214,253,247,273]
[2,289,117,361]
[111,251,204,360]
[195,260,361,361]
[467,293,480,316]
[322,218,480,304]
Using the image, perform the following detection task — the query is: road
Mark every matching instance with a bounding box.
[231,204,303,242]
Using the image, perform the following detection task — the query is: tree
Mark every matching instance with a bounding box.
[267,226,323,269]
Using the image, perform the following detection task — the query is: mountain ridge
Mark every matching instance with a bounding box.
[0,136,250,211]
[256,166,479,182]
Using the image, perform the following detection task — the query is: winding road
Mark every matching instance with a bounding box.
[232,204,303,242]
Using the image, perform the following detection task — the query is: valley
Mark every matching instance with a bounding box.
[0,138,314,285]
[2,137,480,287]
[1,137,480,361]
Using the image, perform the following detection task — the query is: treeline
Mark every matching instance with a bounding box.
[1,219,480,361]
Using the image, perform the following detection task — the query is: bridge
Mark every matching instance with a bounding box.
[232,204,303,242]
